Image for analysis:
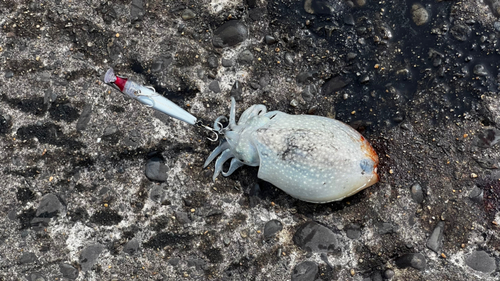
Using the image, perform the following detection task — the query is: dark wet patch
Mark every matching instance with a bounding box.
[7,166,40,179]
[16,123,85,149]
[143,232,193,249]
[90,209,123,226]
[0,114,12,135]
[68,207,89,223]
[204,248,224,264]
[63,68,99,82]
[2,95,47,116]
[17,208,37,230]
[5,59,44,76]
[49,97,80,122]
[183,191,208,208]
[151,215,170,232]
[17,188,36,203]
[109,105,125,113]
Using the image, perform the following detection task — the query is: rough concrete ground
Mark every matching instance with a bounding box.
[1,0,500,280]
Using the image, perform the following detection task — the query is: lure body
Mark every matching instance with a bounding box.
[204,98,379,203]
[104,68,197,125]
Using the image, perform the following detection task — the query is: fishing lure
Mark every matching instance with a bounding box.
[104,69,379,203]
[203,98,379,203]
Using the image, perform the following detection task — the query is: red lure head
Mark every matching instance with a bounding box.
[104,68,128,92]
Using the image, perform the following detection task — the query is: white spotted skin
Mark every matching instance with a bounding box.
[204,98,379,203]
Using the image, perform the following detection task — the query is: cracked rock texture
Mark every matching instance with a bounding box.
[1,0,500,280]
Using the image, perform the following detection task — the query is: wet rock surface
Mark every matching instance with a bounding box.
[1,0,500,280]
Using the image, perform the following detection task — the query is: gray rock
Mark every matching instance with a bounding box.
[145,157,168,182]
[130,0,144,22]
[209,80,221,93]
[469,186,483,203]
[26,272,45,281]
[265,35,277,45]
[151,60,163,72]
[347,52,358,61]
[321,76,351,95]
[345,224,361,239]
[296,72,314,84]
[207,55,219,68]
[36,193,63,217]
[102,124,119,136]
[181,9,196,20]
[213,21,248,48]
[149,186,164,202]
[174,211,192,224]
[123,239,140,255]
[168,257,180,266]
[411,4,429,26]
[4,70,14,78]
[344,14,355,26]
[238,50,254,64]
[426,221,444,253]
[383,269,395,279]
[450,24,471,41]
[76,104,92,131]
[304,0,333,15]
[59,263,78,279]
[395,253,426,270]
[222,58,234,67]
[410,183,424,204]
[293,221,338,253]
[264,220,283,239]
[465,250,497,273]
[187,258,206,270]
[284,52,294,64]
[19,252,37,264]
[473,64,488,76]
[375,222,395,235]
[79,244,104,271]
[291,261,318,281]
[476,128,500,148]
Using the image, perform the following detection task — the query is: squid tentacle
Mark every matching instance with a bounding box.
[222,158,246,177]
[203,141,230,168]
[213,149,234,181]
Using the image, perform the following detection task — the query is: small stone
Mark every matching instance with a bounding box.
[347,52,357,61]
[19,252,38,264]
[4,70,14,78]
[213,20,248,48]
[59,263,78,280]
[79,244,104,271]
[174,211,191,224]
[304,0,333,15]
[265,35,277,45]
[296,72,314,84]
[465,250,496,273]
[395,253,426,270]
[293,221,338,253]
[145,157,168,182]
[426,221,444,253]
[450,24,471,41]
[264,220,283,239]
[473,64,488,76]
[410,183,424,203]
[344,14,355,26]
[102,125,119,136]
[151,61,163,72]
[181,9,196,20]
[291,261,318,281]
[290,99,298,107]
[36,193,63,217]
[149,186,164,202]
[375,222,395,235]
[76,104,92,131]
[470,173,478,178]
[169,257,180,266]
[411,4,429,26]
[383,269,395,279]
[476,128,500,148]
[208,80,221,93]
[207,55,218,68]
[321,76,351,95]
[238,50,254,64]
[345,224,361,239]
[469,186,483,203]
[123,239,140,255]
[222,58,234,67]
